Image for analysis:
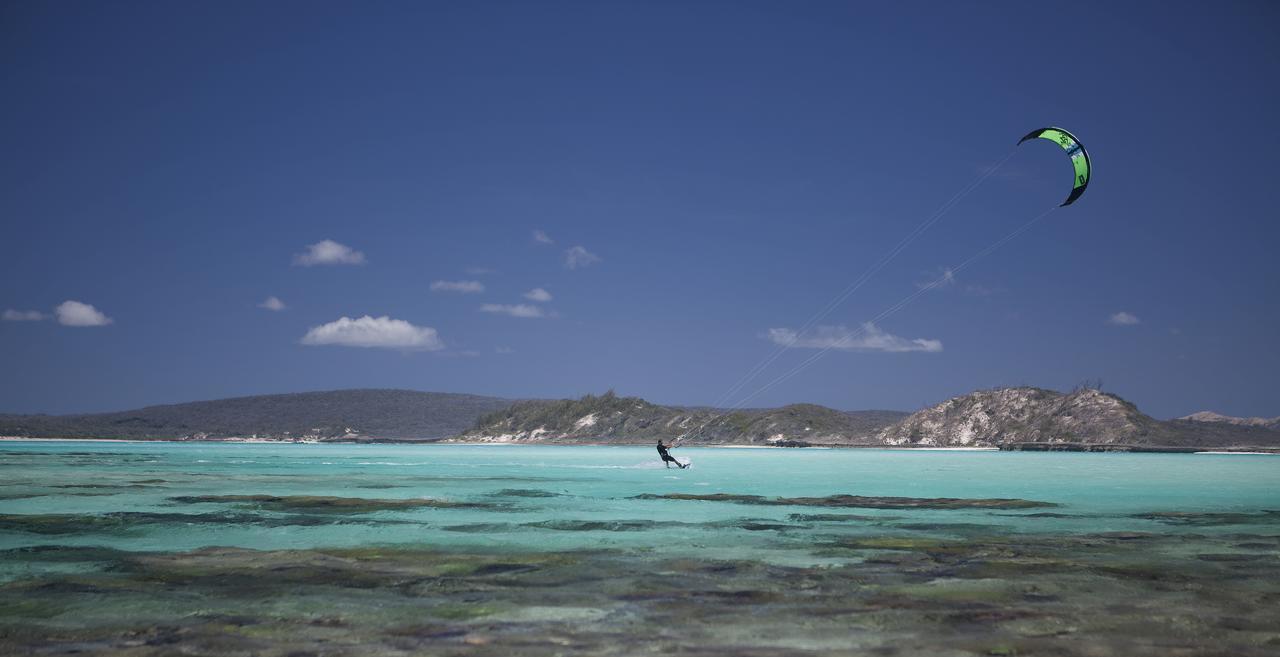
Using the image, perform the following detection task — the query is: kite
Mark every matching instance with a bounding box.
[1018,127,1091,206]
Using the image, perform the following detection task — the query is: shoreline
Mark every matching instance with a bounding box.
[0,436,148,443]
[1,436,1276,453]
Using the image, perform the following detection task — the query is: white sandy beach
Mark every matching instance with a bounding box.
[0,436,147,443]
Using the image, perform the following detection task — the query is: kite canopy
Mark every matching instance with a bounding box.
[1018,127,1090,206]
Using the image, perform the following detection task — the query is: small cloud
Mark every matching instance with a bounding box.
[523,287,552,302]
[301,315,443,350]
[3,309,46,321]
[766,323,941,353]
[565,245,601,269]
[55,300,112,327]
[916,268,956,291]
[1108,312,1140,326]
[480,303,547,319]
[258,296,286,311]
[495,346,515,354]
[430,280,485,294]
[533,229,554,245]
[292,239,366,266]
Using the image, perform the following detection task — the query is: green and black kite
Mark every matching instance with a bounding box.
[1018,127,1091,206]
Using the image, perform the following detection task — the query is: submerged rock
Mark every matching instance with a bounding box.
[1134,510,1280,526]
[787,513,885,522]
[3,533,1280,657]
[0,511,405,535]
[632,492,1055,509]
[526,519,682,532]
[168,494,493,513]
[492,489,564,498]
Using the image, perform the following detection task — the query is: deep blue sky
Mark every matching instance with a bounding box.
[3,1,1278,418]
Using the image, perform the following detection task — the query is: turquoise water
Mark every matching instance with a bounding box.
[3,442,1277,550]
[2,442,1279,656]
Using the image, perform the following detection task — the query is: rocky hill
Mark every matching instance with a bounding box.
[1179,411,1280,432]
[455,390,907,445]
[875,387,1280,450]
[0,389,514,441]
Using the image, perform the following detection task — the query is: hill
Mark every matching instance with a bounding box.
[0,389,514,441]
[456,390,908,445]
[874,387,1280,450]
[1178,411,1280,432]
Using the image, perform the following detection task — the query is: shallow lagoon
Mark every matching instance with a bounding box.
[1,442,1278,655]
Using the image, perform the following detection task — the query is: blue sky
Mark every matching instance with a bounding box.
[3,1,1278,418]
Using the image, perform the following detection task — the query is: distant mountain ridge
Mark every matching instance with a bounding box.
[0,389,514,440]
[3,387,1276,450]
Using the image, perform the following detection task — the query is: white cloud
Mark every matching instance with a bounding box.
[564,245,601,269]
[292,239,366,266]
[916,268,956,290]
[301,315,443,350]
[533,229,554,245]
[430,280,485,294]
[258,296,286,311]
[766,323,942,353]
[495,346,515,354]
[1108,312,1140,326]
[3,309,46,321]
[523,287,552,302]
[55,301,113,327]
[480,303,547,319]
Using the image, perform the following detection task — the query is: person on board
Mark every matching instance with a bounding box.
[656,438,687,469]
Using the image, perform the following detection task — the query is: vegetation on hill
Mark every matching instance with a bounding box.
[0,389,513,440]
[462,389,907,445]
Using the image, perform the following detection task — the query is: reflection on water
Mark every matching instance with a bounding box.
[1,442,1278,655]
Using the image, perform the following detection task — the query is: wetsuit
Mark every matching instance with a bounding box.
[657,441,686,468]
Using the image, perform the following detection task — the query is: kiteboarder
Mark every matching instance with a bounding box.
[657,439,687,469]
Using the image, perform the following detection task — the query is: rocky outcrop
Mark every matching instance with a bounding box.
[873,388,1161,447]
[1179,411,1280,432]
[876,387,1280,449]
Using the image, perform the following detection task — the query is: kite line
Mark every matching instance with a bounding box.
[700,148,1020,415]
[677,127,1089,442]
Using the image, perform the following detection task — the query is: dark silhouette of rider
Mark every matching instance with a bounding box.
[657,439,687,469]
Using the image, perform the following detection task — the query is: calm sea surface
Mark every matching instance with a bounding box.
[2,442,1278,656]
